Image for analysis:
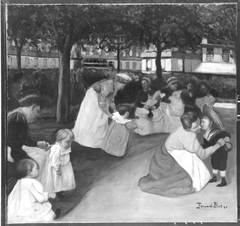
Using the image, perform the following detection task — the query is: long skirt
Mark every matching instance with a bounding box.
[72,88,109,148]
[168,149,211,191]
[134,104,181,136]
[101,122,129,157]
[138,145,195,197]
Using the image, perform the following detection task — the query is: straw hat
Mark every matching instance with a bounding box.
[166,76,178,87]
[202,104,224,129]
[116,73,132,84]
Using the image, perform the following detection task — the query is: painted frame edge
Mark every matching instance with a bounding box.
[1,0,239,225]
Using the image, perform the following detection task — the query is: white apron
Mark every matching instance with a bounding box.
[168,149,211,191]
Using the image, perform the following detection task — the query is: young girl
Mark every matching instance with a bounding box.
[201,104,232,187]
[101,104,143,157]
[40,129,76,196]
[8,159,57,223]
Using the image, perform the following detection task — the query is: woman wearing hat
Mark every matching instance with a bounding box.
[201,104,232,187]
[7,90,49,191]
[72,73,131,148]
[196,81,216,112]
[134,76,161,135]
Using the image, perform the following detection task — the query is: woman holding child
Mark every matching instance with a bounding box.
[72,73,132,148]
[138,110,227,197]
[7,90,50,193]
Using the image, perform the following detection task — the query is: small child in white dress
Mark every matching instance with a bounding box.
[8,159,57,223]
[40,129,76,198]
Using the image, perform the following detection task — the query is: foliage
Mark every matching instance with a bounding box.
[198,4,237,47]
[7,5,39,69]
[125,5,203,79]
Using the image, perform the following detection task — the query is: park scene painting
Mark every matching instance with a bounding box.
[5,2,238,224]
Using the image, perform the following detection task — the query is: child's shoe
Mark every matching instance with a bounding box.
[217,177,227,187]
[208,175,217,183]
[54,208,61,219]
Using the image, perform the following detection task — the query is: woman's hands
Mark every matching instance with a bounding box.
[48,192,57,199]
[216,138,226,148]
[37,141,50,149]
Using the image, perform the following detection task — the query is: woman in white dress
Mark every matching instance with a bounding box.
[72,73,131,148]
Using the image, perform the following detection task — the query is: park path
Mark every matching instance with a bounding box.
[29,106,237,222]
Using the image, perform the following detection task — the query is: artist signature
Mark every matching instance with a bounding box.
[196,202,228,209]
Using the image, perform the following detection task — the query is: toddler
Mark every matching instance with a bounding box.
[201,104,232,187]
[40,129,76,197]
[8,158,57,223]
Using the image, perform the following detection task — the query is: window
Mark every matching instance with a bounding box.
[25,57,30,66]
[120,62,122,69]
[206,48,214,62]
[132,62,137,70]
[8,56,12,66]
[126,62,130,69]
[43,58,47,67]
[222,50,229,63]
[34,58,38,66]
[51,59,56,66]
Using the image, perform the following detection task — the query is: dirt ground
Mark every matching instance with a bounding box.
[28,106,237,223]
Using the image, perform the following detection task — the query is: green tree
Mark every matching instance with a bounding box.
[7,5,38,70]
[127,5,203,81]
[87,5,138,72]
[198,4,237,62]
[34,5,95,122]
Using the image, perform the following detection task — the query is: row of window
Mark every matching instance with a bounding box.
[206,48,230,62]
[8,56,57,67]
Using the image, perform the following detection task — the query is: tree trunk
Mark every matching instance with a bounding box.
[57,49,71,123]
[15,40,23,71]
[117,43,120,73]
[155,40,163,81]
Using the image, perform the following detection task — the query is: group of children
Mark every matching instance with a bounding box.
[8,128,76,222]
[7,75,233,222]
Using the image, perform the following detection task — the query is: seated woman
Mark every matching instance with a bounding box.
[7,89,49,183]
[135,76,184,135]
[138,111,226,197]
[181,79,201,116]
[195,81,216,112]
[134,76,162,135]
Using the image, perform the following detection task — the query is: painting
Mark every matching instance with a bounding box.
[2,0,239,225]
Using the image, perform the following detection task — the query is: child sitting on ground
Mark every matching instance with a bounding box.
[40,129,76,198]
[201,104,232,187]
[8,158,58,223]
[101,104,143,157]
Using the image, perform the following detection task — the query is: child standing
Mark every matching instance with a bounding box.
[8,159,57,223]
[101,104,143,157]
[201,104,232,187]
[40,129,76,197]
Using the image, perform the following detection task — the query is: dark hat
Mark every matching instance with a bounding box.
[202,104,224,129]
[142,76,151,84]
